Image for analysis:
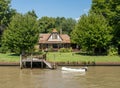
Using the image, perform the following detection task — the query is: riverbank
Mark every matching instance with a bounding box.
[0,52,120,66]
[55,62,120,66]
[47,52,120,62]
[0,61,120,66]
[0,62,19,66]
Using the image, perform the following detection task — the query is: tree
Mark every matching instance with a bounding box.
[2,13,39,54]
[38,16,55,33]
[71,13,112,54]
[59,18,76,35]
[27,10,38,18]
[54,17,66,33]
[38,16,76,35]
[0,0,16,46]
[91,0,120,54]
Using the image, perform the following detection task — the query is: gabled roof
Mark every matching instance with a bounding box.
[39,33,70,44]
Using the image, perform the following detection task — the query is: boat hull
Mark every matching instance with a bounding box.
[62,67,86,72]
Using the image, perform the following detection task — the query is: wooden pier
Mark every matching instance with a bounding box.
[20,54,56,69]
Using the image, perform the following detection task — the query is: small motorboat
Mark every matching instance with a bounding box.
[61,67,88,72]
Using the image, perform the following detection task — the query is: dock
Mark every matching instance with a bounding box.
[20,54,56,69]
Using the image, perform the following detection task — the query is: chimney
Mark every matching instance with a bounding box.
[60,29,62,34]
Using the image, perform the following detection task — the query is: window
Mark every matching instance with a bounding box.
[52,34,57,39]
[53,44,58,48]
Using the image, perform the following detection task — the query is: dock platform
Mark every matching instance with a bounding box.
[20,54,56,69]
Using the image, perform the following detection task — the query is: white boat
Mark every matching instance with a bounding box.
[61,67,88,72]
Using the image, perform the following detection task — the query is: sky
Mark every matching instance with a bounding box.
[11,0,92,19]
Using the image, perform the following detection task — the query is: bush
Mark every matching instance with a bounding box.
[0,47,9,53]
[108,46,118,56]
[58,48,72,53]
[48,47,54,52]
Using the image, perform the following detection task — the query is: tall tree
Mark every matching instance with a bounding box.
[91,0,120,54]
[2,13,39,54]
[71,13,112,54]
[27,10,38,18]
[0,0,16,46]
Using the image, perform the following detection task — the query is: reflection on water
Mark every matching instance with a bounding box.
[61,70,86,79]
[0,66,120,88]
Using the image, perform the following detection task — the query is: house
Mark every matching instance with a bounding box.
[39,29,71,51]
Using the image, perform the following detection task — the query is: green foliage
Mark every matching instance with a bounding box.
[71,13,112,54]
[2,13,40,54]
[38,16,76,35]
[47,47,54,52]
[91,0,120,54]
[108,46,118,56]
[27,10,38,18]
[55,17,76,35]
[58,48,72,53]
[38,16,56,33]
[0,46,9,53]
[0,0,16,26]
[0,0,16,46]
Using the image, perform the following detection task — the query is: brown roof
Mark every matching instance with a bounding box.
[60,34,71,43]
[39,33,70,44]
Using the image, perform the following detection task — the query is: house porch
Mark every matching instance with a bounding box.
[39,43,71,51]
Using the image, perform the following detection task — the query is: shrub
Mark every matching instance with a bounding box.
[0,47,9,53]
[58,48,72,53]
[108,46,118,56]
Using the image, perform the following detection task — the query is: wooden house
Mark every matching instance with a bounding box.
[39,29,71,51]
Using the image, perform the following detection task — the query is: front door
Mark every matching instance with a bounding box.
[53,44,58,48]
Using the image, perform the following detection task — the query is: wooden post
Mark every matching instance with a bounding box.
[31,54,33,69]
[41,59,43,68]
[41,54,44,68]
[20,54,22,69]
[23,61,26,68]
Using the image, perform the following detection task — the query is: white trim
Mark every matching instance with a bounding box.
[48,33,62,42]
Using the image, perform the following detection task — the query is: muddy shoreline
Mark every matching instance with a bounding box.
[55,62,120,66]
[0,62,120,66]
[0,62,19,66]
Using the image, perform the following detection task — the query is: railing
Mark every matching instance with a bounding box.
[22,54,46,60]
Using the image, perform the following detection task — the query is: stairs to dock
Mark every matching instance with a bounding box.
[43,60,53,69]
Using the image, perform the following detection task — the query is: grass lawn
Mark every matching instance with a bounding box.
[0,52,120,63]
[0,53,19,62]
[46,52,120,62]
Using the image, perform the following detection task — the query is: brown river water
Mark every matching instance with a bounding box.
[0,66,120,88]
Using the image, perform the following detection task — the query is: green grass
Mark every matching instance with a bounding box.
[47,52,120,62]
[0,52,120,63]
[0,53,19,62]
